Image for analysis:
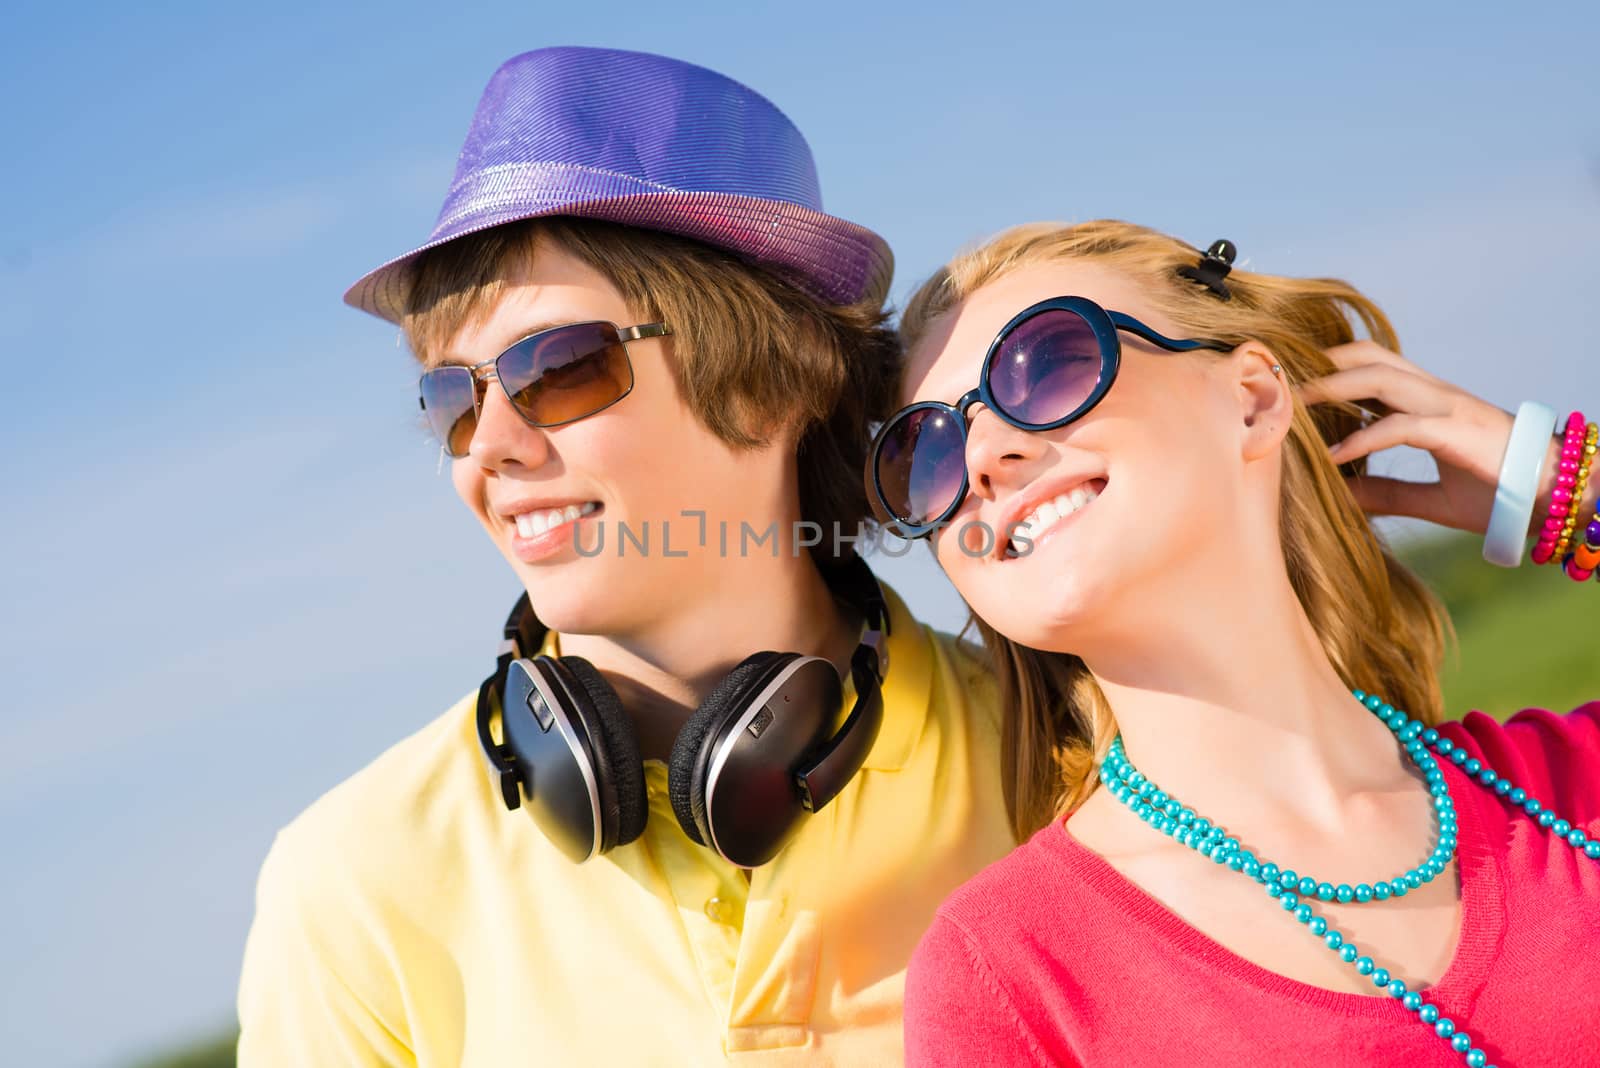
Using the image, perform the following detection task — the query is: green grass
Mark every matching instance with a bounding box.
[129,533,1598,1068]
[129,1030,236,1068]
[1396,531,1599,720]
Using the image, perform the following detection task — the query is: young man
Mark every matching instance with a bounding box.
[237,47,1015,1064]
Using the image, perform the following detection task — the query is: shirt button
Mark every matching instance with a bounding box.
[704,896,735,925]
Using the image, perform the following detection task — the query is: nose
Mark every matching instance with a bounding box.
[465,377,553,472]
[964,405,1051,503]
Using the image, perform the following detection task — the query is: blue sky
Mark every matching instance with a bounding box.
[2,1,1597,1063]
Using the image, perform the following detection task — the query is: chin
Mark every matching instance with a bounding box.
[507,553,634,636]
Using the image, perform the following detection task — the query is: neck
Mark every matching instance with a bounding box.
[1078,553,1413,831]
[557,550,859,762]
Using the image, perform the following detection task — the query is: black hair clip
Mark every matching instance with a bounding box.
[1177,239,1237,301]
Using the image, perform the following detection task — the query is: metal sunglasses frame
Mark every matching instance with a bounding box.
[869,295,1232,538]
[419,320,672,457]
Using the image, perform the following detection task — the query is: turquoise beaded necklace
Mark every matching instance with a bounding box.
[1100,689,1600,1068]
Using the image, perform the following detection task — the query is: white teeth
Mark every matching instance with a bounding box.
[1008,483,1101,556]
[512,502,599,539]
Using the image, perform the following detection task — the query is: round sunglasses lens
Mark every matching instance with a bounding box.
[500,322,633,426]
[987,309,1106,426]
[419,367,478,457]
[876,408,968,527]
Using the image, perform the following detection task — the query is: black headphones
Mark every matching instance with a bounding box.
[474,552,890,868]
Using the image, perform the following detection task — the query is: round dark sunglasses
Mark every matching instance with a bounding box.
[419,320,672,458]
[868,296,1232,537]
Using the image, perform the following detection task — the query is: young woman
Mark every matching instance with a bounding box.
[872,220,1600,1065]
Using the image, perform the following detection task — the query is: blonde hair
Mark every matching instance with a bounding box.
[899,220,1451,840]
[403,216,900,551]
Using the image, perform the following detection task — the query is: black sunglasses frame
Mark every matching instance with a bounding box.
[869,296,1232,538]
[419,320,672,458]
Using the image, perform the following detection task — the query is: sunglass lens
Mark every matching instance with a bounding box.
[987,308,1107,427]
[876,407,968,528]
[419,366,479,458]
[500,322,633,426]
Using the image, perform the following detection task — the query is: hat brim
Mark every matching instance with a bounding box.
[343,191,894,324]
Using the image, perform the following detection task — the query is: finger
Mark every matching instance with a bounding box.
[1323,340,1440,382]
[1345,474,1455,525]
[1326,412,1448,463]
[1297,364,1451,417]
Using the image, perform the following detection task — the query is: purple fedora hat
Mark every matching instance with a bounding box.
[344,46,893,323]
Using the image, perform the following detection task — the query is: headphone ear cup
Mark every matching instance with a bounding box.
[668,651,795,848]
[556,656,648,850]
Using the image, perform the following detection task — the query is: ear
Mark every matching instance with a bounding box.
[1233,343,1293,462]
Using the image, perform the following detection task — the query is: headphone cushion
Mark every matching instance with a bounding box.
[668,651,792,848]
[558,656,647,849]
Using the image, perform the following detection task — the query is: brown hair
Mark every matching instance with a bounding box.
[402,217,899,550]
[899,220,1451,840]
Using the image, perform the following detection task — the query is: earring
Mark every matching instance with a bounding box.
[1271,364,1283,376]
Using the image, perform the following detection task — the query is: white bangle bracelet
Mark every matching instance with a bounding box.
[1483,400,1559,567]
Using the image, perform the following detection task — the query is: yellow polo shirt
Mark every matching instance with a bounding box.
[237,585,1012,1065]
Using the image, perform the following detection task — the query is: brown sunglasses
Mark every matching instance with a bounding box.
[419,320,671,458]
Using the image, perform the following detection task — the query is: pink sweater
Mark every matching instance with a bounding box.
[906,704,1600,1066]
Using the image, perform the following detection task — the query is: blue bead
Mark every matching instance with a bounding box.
[1335,884,1354,903]
[1418,1004,1439,1024]
[1463,757,1481,773]
[1280,893,1300,911]
[1477,769,1495,785]
[1553,818,1572,836]
[1192,818,1211,835]
[1340,944,1358,963]
[1324,931,1343,950]
[1299,877,1317,896]
[1451,1033,1471,1053]
[1402,992,1422,1012]
[1509,787,1527,803]
[1390,880,1409,898]
[1364,694,1383,711]
[1400,721,1422,740]
[1261,862,1280,884]
[1309,918,1328,936]
[1435,737,1454,753]
[1404,872,1422,889]
[1127,770,1144,786]
[1242,857,1262,877]
[1266,883,1283,899]
[1387,979,1407,998]
[1451,749,1468,765]
[1316,882,1335,902]
[1279,870,1299,889]
[1539,811,1556,828]
[1164,800,1182,816]
[1585,842,1600,860]
[1355,956,1374,975]
[1372,967,1390,987]
[1524,798,1542,815]
[1466,1052,1486,1068]
[1178,808,1195,824]
[1435,1018,1456,1038]
[1373,883,1392,901]
[1227,854,1247,871]
[1294,904,1313,923]
[1422,728,1439,744]
[1386,713,1407,730]
[1567,829,1588,849]
[1493,779,1512,796]
[1354,884,1374,903]
[1353,689,1367,701]
[1149,789,1167,806]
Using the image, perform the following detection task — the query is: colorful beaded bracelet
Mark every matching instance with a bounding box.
[1531,412,1593,565]
[1564,499,1600,582]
